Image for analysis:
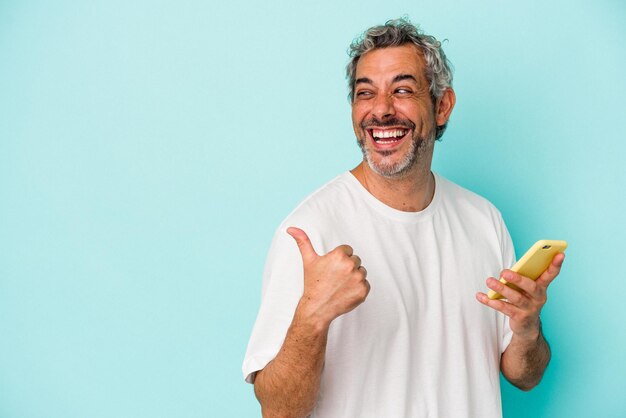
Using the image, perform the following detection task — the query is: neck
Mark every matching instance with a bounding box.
[350,162,435,212]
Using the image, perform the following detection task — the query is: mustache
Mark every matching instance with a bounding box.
[361,117,415,131]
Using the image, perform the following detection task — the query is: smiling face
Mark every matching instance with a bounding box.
[351,44,455,178]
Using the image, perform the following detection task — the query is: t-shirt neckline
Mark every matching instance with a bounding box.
[342,171,442,223]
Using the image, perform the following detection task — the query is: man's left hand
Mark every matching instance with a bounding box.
[476,253,565,340]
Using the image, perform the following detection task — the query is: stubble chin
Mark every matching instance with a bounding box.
[357,133,429,179]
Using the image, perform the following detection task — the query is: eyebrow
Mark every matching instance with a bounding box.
[392,74,418,83]
[354,74,418,86]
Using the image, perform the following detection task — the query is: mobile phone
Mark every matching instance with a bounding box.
[487,240,568,300]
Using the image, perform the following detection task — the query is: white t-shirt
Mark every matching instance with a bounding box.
[243,172,515,418]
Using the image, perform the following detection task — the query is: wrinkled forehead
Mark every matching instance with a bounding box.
[355,44,428,85]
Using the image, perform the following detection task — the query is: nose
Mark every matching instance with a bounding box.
[372,93,396,119]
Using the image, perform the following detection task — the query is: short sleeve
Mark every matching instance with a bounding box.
[241,226,305,383]
[497,213,516,354]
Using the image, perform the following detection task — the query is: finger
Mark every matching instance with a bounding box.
[499,270,541,300]
[286,227,319,264]
[363,278,371,295]
[536,253,565,287]
[358,265,367,277]
[334,244,354,257]
[476,292,518,318]
[486,276,527,307]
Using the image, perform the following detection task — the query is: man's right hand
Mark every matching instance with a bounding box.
[287,227,370,326]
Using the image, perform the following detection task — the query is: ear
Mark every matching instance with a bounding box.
[435,88,456,126]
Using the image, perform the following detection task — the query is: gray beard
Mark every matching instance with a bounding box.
[357,133,430,178]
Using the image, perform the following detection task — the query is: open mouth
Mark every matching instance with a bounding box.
[368,128,409,145]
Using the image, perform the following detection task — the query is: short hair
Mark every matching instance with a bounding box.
[346,18,454,140]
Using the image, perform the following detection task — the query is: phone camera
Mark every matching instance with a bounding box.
[542,245,551,250]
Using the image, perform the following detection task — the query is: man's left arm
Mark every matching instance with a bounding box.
[476,253,565,391]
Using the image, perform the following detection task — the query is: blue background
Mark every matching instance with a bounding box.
[1,0,625,417]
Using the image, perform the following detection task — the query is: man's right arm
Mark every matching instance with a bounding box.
[253,227,369,418]
[254,301,329,418]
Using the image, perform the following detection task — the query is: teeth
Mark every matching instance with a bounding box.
[372,129,407,139]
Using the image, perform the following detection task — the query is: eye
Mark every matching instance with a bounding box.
[394,87,412,95]
[355,90,374,99]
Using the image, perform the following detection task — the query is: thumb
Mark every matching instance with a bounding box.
[286,227,318,264]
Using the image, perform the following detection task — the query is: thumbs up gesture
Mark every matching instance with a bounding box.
[287,227,370,326]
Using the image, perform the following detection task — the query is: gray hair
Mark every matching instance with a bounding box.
[346,18,454,140]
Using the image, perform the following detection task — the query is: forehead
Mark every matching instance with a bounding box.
[355,44,427,83]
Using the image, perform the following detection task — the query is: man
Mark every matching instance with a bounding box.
[243,18,564,418]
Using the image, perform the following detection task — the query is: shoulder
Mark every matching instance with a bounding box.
[436,173,504,222]
[435,173,514,264]
[280,172,357,226]
[270,173,360,254]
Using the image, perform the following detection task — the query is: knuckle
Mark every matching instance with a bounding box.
[338,264,351,275]
[358,282,370,299]
[331,253,348,266]
[510,293,522,304]
[344,259,358,272]
[350,258,359,269]
[334,245,353,257]
[534,291,546,305]
[489,278,502,291]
